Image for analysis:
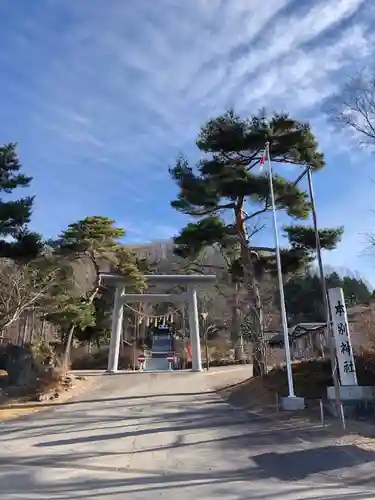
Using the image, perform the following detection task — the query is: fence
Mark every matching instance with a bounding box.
[0,310,60,346]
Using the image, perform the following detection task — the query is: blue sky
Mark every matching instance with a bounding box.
[1,0,375,283]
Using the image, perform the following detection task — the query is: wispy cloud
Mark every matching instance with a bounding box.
[0,0,374,278]
[118,218,178,244]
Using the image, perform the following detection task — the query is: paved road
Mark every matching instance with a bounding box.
[0,370,375,499]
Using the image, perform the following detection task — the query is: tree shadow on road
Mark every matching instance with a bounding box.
[0,391,214,409]
[0,451,374,499]
[25,397,375,491]
[27,400,356,454]
[2,382,375,498]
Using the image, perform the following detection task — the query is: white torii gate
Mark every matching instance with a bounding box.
[100,273,217,373]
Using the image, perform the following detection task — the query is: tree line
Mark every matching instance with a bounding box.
[284,271,372,324]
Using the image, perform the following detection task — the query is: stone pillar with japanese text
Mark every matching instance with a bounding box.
[328,287,358,386]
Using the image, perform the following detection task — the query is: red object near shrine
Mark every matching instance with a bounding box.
[185,342,192,361]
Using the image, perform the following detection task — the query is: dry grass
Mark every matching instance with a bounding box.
[225,353,375,411]
[225,375,278,410]
[266,359,333,399]
[0,371,95,421]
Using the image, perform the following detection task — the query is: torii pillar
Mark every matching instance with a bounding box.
[107,285,125,372]
[101,273,216,373]
[188,286,202,372]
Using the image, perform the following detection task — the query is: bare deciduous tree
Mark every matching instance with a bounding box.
[0,258,63,334]
[329,70,375,146]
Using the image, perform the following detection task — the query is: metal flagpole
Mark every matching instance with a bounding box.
[265,141,295,398]
[306,167,345,429]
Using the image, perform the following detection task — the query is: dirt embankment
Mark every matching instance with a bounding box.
[218,355,375,413]
[0,372,97,421]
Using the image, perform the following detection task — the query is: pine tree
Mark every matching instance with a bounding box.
[283,272,323,323]
[55,216,145,366]
[284,271,372,323]
[170,110,343,376]
[327,271,342,288]
[0,143,42,259]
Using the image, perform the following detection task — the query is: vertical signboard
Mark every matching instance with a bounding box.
[328,287,358,386]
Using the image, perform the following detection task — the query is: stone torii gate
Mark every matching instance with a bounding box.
[100,273,217,373]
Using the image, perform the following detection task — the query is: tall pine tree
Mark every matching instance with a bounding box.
[170,110,343,376]
[0,143,42,259]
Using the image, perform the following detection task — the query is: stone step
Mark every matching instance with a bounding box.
[144,358,171,372]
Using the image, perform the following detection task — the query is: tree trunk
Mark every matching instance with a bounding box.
[139,306,147,343]
[62,256,102,369]
[249,273,267,377]
[95,334,101,350]
[235,205,267,376]
[231,295,243,361]
[21,314,29,346]
[87,254,101,303]
[63,324,75,369]
[204,326,209,371]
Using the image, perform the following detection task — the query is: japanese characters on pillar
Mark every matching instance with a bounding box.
[328,287,358,386]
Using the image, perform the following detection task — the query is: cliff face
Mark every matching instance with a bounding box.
[126,240,174,262]
[126,239,226,271]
